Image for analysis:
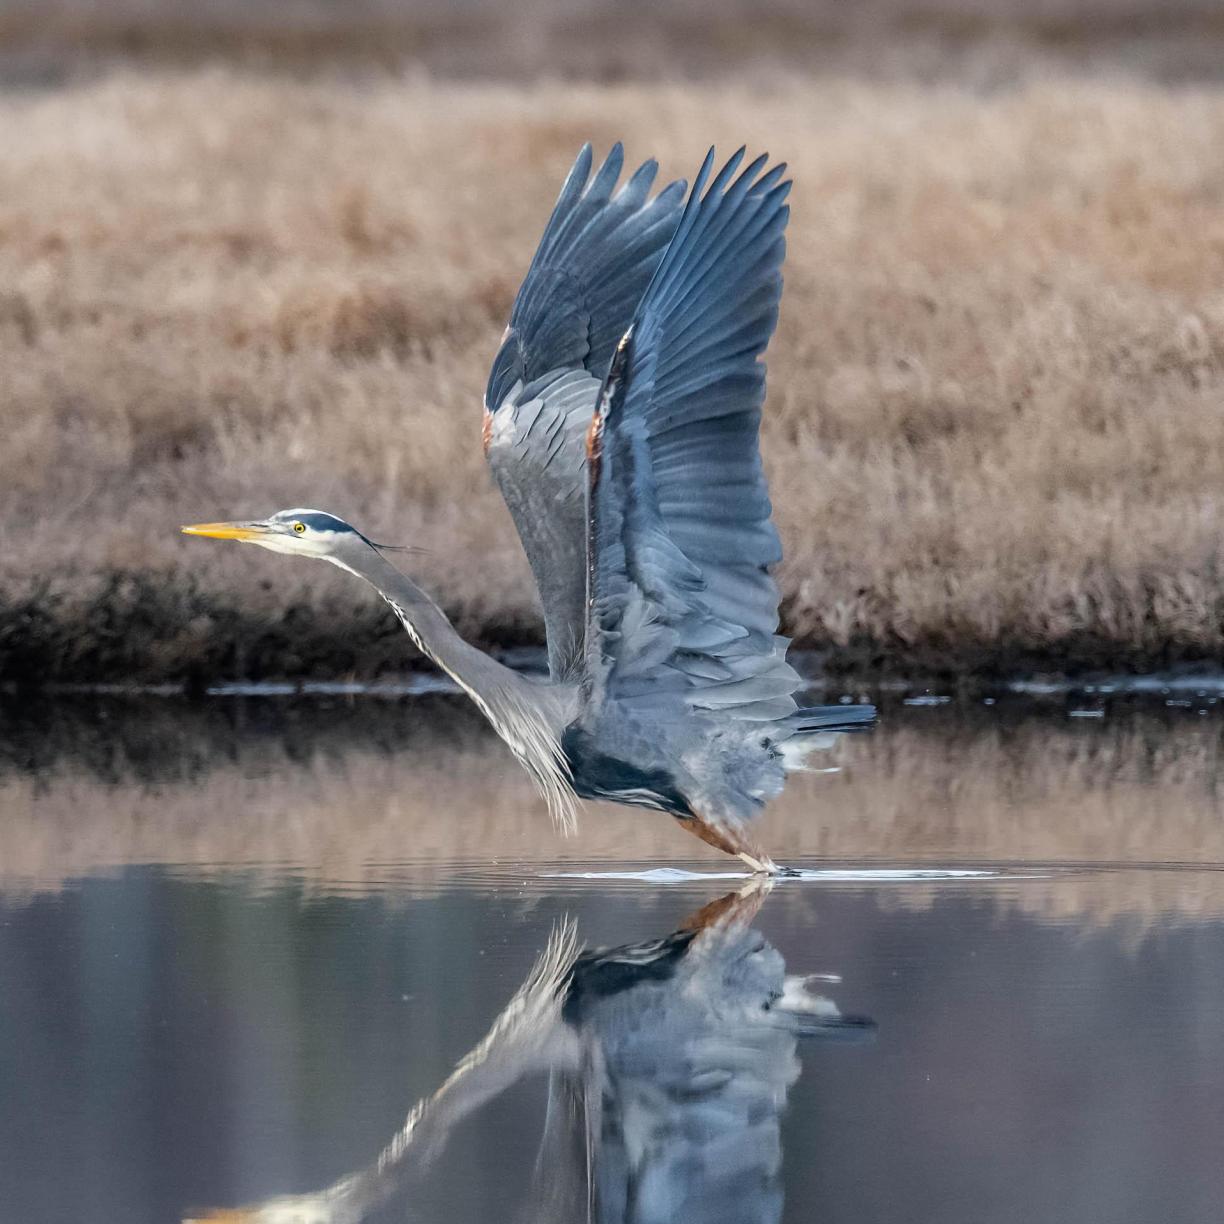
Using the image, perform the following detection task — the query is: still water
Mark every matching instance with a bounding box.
[2,695,1223,1223]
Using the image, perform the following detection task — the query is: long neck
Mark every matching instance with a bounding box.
[347,547,521,695]
[341,547,578,831]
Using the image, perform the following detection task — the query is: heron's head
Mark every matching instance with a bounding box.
[181,509,371,562]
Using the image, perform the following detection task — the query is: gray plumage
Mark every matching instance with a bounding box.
[183,142,876,870]
[584,148,799,725]
[534,898,875,1224]
[485,144,687,681]
[569,147,869,863]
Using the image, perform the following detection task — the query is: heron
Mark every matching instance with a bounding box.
[183,143,876,872]
[185,883,875,1224]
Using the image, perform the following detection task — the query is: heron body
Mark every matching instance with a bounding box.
[183,143,876,870]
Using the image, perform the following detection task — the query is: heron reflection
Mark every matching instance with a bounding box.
[185,885,874,1224]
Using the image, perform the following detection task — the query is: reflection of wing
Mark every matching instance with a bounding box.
[584,148,800,723]
[484,145,685,680]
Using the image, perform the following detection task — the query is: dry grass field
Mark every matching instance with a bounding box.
[6,33,1224,680]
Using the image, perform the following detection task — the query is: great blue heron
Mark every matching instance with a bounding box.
[184,884,875,1224]
[182,144,876,872]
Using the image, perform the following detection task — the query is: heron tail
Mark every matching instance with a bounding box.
[775,974,878,1043]
[776,702,876,772]
[788,703,877,734]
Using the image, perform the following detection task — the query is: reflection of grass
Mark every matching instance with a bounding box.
[7,67,1224,679]
[2,700,1222,929]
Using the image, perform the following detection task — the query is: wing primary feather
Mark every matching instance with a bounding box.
[486,143,686,683]
[534,143,594,267]
[583,146,802,738]
[616,157,658,204]
[656,184,789,340]
[646,146,718,291]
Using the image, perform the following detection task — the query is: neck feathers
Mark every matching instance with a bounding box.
[349,549,580,833]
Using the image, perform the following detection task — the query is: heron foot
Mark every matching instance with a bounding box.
[676,813,783,877]
[738,852,771,874]
[737,852,797,877]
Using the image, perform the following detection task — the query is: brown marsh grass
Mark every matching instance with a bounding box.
[5,66,1224,678]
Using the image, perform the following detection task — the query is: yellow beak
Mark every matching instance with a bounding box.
[180,521,267,541]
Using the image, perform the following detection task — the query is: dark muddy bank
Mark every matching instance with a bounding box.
[3,571,1224,691]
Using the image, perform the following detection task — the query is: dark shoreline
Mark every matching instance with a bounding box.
[3,576,1224,692]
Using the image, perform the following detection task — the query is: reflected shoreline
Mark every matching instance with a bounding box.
[2,696,1223,928]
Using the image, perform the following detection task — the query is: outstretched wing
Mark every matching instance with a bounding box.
[584,148,799,722]
[484,144,686,680]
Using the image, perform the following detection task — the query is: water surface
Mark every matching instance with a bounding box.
[1,696,1222,1222]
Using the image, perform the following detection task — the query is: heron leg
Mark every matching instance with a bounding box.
[679,878,773,932]
[675,814,781,875]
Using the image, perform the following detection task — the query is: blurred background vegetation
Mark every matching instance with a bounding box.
[8,0,1224,81]
[5,0,1224,683]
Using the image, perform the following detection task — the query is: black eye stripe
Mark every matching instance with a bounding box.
[273,510,356,534]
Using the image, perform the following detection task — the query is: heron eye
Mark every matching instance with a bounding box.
[293,521,306,534]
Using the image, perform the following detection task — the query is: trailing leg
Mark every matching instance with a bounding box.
[675,813,781,874]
